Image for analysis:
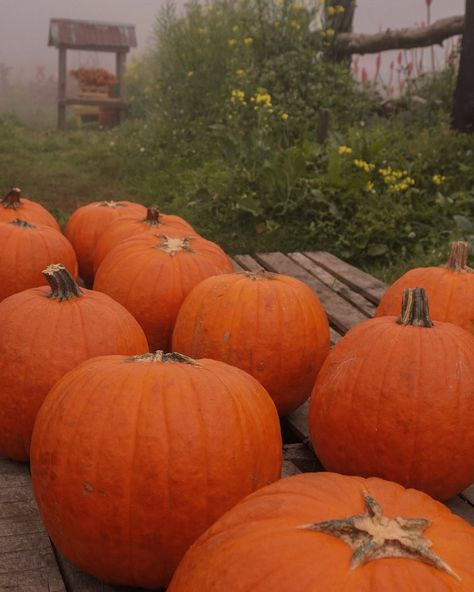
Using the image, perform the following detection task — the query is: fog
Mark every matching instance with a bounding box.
[0,0,465,80]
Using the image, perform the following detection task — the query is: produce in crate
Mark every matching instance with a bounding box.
[168,472,474,591]
[172,270,330,415]
[0,218,78,301]
[64,200,146,285]
[376,241,474,334]
[309,287,474,500]
[30,351,282,588]
[1,187,60,230]
[0,264,148,461]
[93,206,194,272]
[94,232,234,350]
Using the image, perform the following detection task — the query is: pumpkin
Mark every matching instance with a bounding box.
[94,233,234,350]
[168,472,474,591]
[1,187,60,230]
[376,241,474,334]
[30,351,282,588]
[64,200,146,286]
[0,264,148,461]
[309,288,474,500]
[0,218,78,301]
[93,206,194,272]
[172,270,330,415]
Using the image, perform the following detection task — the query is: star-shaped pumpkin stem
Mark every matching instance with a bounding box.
[299,490,461,581]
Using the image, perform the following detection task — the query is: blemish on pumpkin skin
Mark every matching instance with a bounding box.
[223,331,231,342]
[83,481,93,493]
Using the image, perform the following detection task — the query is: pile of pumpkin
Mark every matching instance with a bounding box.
[0,186,473,590]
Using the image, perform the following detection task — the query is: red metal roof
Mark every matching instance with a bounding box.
[48,18,137,50]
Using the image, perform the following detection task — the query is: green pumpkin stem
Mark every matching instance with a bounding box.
[397,288,433,328]
[43,263,83,301]
[1,187,22,209]
[447,241,469,271]
[145,206,161,226]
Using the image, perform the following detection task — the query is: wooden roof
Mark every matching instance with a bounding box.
[48,18,137,51]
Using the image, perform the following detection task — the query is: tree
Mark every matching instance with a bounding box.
[453,0,474,132]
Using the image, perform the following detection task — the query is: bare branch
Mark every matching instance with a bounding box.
[336,15,464,55]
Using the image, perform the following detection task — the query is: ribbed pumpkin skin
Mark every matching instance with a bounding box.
[1,196,60,230]
[309,316,474,500]
[93,234,234,350]
[0,287,148,461]
[64,201,146,285]
[0,220,78,301]
[172,272,330,415]
[93,213,194,272]
[376,267,474,333]
[168,472,474,592]
[30,355,282,589]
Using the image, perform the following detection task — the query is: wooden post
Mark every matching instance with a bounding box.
[454,0,474,132]
[57,47,67,130]
[116,51,127,123]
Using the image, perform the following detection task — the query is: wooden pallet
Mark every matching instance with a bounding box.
[1,251,473,591]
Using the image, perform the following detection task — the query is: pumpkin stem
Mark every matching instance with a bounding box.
[43,263,83,301]
[9,218,35,228]
[145,206,161,226]
[447,241,470,271]
[127,351,200,366]
[1,187,22,209]
[397,288,433,328]
[243,270,276,281]
[299,490,461,581]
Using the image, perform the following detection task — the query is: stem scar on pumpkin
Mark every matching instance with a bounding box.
[154,235,196,256]
[298,490,461,581]
[127,351,201,366]
[241,270,277,281]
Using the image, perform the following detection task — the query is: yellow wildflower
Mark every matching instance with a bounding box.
[325,28,335,37]
[354,159,375,172]
[335,5,345,13]
[432,174,446,185]
[230,89,246,103]
[281,113,289,121]
[235,69,246,76]
[228,39,238,46]
[244,36,254,45]
[337,145,352,155]
[186,71,194,77]
[255,91,272,108]
[327,6,336,15]
[366,181,375,192]
[232,25,239,32]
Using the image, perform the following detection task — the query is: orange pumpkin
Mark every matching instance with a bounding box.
[0,264,148,461]
[0,219,78,301]
[64,200,147,285]
[30,351,282,588]
[376,241,474,334]
[94,233,234,350]
[168,472,474,591]
[93,206,194,272]
[1,187,60,230]
[172,270,330,415]
[309,288,474,500]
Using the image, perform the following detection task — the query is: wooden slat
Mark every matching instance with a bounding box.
[231,258,245,273]
[0,458,66,592]
[444,496,474,525]
[304,251,387,304]
[460,485,474,506]
[288,252,375,317]
[254,252,368,334]
[61,98,127,108]
[232,254,264,272]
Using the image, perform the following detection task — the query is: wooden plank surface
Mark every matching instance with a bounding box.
[304,251,387,304]
[232,254,264,272]
[0,458,66,592]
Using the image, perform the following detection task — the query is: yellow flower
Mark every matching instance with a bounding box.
[325,28,335,37]
[255,91,272,108]
[235,69,246,76]
[366,181,375,192]
[337,145,352,155]
[335,5,345,13]
[228,38,238,46]
[232,25,239,32]
[354,159,375,172]
[186,71,194,77]
[244,36,254,45]
[281,112,289,121]
[327,6,336,15]
[230,89,246,103]
[432,174,446,186]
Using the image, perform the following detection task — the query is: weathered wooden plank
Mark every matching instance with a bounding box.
[0,458,66,592]
[288,252,375,317]
[304,251,387,304]
[444,496,474,525]
[231,258,245,273]
[281,460,301,479]
[282,401,312,449]
[233,254,264,272]
[460,485,474,506]
[254,252,368,334]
